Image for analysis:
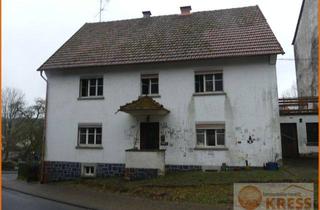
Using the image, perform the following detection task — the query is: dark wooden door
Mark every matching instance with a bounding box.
[140,122,159,150]
[280,123,299,158]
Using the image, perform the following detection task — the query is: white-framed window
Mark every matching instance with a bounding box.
[195,72,223,93]
[196,124,225,147]
[141,74,159,95]
[80,77,103,97]
[78,125,102,146]
[81,164,96,177]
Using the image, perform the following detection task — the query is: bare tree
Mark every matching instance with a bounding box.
[281,83,298,98]
[16,98,45,161]
[2,87,26,161]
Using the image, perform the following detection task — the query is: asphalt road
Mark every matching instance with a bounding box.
[2,188,89,210]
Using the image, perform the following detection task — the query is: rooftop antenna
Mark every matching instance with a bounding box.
[98,0,109,22]
[99,0,102,22]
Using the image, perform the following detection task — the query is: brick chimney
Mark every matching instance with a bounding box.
[180,6,191,15]
[142,11,151,18]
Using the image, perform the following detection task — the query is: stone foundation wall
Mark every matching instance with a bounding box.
[43,161,81,182]
[43,161,125,182]
[96,163,125,177]
[43,161,204,182]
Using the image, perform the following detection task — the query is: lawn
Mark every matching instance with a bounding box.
[67,158,318,206]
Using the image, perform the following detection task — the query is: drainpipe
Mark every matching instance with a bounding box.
[40,70,48,183]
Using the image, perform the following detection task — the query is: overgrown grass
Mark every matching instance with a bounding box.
[66,160,318,206]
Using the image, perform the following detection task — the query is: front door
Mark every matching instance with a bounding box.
[140,122,159,150]
[280,123,299,158]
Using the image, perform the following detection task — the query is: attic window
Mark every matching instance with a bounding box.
[141,74,159,95]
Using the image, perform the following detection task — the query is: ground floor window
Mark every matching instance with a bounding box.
[81,164,96,177]
[78,124,102,146]
[306,123,318,146]
[196,124,225,147]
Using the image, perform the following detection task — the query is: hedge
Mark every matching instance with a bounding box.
[18,161,40,182]
[2,161,16,171]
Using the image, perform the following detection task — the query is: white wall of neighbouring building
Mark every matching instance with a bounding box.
[44,55,282,167]
[294,0,318,97]
[279,115,318,154]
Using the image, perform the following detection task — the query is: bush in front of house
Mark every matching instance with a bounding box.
[18,161,40,182]
[2,161,16,171]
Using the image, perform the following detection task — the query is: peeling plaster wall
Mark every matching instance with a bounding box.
[45,55,281,167]
[279,115,318,154]
[294,0,318,97]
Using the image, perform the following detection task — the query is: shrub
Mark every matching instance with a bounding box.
[18,161,40,182]
[2,161,16,171]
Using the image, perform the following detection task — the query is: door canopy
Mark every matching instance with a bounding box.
[118,96,170,116]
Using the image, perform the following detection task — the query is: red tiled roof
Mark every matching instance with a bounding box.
[38,5,284,71]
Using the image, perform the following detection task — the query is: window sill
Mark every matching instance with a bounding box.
[193,92,226,96]
[77,96,105,100]
[140,94,161,98]
[76,146,103,149]
[194,147,228,151]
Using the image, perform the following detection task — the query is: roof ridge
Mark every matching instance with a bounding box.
[192,5,259,14]
[84,5,259,25]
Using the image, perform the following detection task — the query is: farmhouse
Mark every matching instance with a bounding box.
[38,5,284,181]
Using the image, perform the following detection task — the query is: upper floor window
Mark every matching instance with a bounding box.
[78,124,102,147]
[195,72,223,93]
[80,78,103,97]
[141,74,159,95]
[306,123,318,146]
[196,124,225,147]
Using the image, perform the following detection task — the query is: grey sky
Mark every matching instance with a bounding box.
[3,0,302,103]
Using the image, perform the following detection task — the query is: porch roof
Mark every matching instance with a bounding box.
[118,96,170,116]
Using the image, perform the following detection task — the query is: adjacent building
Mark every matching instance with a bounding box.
[278,0,318,158]
[292,0,318,97]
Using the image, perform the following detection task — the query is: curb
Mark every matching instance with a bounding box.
[2,186,98,210]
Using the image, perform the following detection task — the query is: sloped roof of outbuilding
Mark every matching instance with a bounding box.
[38,5,284,71]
